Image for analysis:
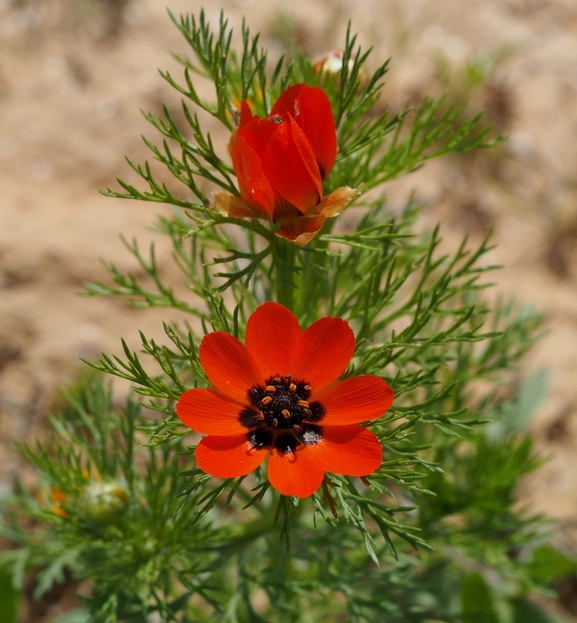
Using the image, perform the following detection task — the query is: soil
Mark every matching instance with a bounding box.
[1,0,577,620]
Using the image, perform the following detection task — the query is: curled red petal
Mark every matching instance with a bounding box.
[275,213,326,245]
[319,376,394,425]
[270,83,306,119]
[312,426,382,475]
[291,316,355,396]
[237,117,280,161]
[232,137,276,217]
[199,332,263,403]
[195,434,268,478]
[264,120,322,214]
[292,86,337,180]
[176,388,247,436]
[238,99,256,130]
[245,302,302,380]
[267,445,325,498]
[228,100,257,159]
[289,117,325,202]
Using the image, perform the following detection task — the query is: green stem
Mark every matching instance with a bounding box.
[274,238,297,311]
[299,237,331,321]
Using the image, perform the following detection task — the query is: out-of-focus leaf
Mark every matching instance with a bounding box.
[487,368,549,440]
[512,597,561,623]
[0,567,20,623]
[527,545,577,585]
[460,572,499,623]
[52,608,90,623]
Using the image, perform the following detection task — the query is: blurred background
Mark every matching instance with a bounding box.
[1,0,577,619]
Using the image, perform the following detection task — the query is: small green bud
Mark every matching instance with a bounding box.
[80,481,129,526]
[135,530,158,558]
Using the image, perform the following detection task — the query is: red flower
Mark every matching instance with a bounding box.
[214,84,359,246]
[176,302,394,498]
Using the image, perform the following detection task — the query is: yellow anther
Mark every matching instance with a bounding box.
[261,396,273,406]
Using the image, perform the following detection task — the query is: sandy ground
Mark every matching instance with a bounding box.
[1,0,577,618]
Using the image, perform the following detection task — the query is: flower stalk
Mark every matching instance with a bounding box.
[273,237,297,311]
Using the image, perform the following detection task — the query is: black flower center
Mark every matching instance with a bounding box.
[240,374,324,454]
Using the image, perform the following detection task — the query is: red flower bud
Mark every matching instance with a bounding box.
[215,84,359,245]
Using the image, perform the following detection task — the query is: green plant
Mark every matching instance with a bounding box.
[0,10,571,623]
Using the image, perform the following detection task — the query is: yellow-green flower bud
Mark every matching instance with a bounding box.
[80,481,129,526]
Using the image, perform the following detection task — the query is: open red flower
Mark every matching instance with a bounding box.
[176,302,394,498]
[214,84,359,246]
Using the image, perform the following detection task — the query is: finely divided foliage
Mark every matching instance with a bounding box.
[89,10,529,550]
[0,9,562,623]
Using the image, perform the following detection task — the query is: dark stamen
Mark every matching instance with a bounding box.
[241,375,325,452]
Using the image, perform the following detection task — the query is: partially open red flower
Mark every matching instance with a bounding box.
[176,302,394,498]
[215,84,359,246]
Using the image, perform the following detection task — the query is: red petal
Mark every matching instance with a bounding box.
[264,120,322,214]
[267,445,324,497]
[238,99,256,130]
[196,434,268,478]
[290,118,325,200]
[233,137,276,217]
[229,100,256,158]
[237,117,280,161]
[275,214,326,245]
[292,86,337,180]
[270,83,305,119]
[176,388,247,435]
[199,332,263,403]
[291,317,355,396]
[245,302,302,380]
[228,100,257,160]
[319,376,394,425]
[312,426,382,475]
